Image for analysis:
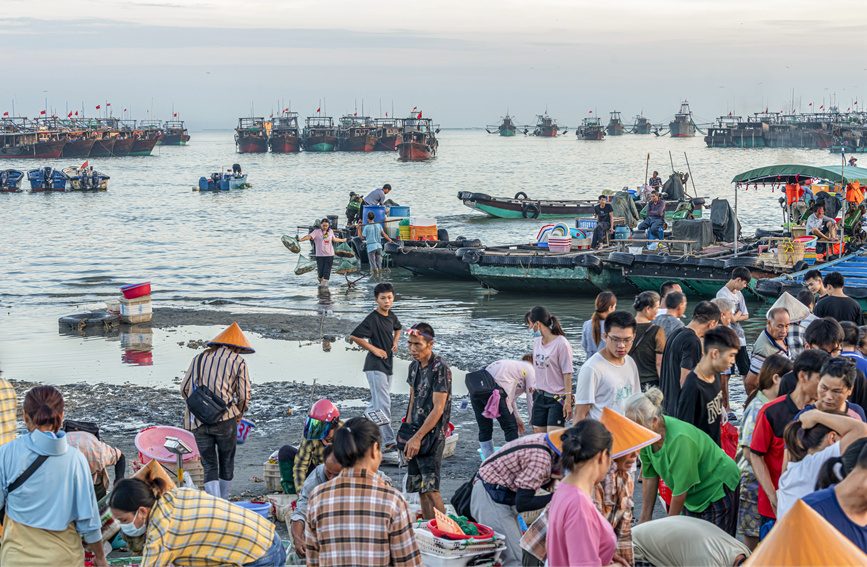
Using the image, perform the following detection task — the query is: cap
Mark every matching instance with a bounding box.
[771,291,811,323]
[743,499,867,566]
[600,407,661,458]
[208,322,255,354]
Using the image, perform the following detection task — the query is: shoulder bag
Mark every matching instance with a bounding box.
[0,454,50,525]
[185,353,229,425]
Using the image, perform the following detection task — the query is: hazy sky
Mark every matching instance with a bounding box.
[3,0,865,127]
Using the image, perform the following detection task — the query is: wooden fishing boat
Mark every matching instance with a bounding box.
[62,165,109,191]
[577,117,605,140]
[487,115,519,137]
[130,121,161,156]
[382,239,483,279]
[0,169,25,192]
[0,118,66,159]
[606,112,624,136]
[302,116,338,152]
[669,101,697,138]
[631,114,653,134]
[269,112,301,153]
[159,120,191,145]
[533,114,559,137]
[235,117,268,153]
[397,117,437,161]
[337,116,377,152]
[373,118,401,151]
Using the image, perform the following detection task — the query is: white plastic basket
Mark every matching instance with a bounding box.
[413,525,506,557]
[419,548,505,567]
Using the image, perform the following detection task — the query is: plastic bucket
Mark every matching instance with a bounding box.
[121,282,151,299]
[362,205,387,224]
[615,227,631,239]
[135,426,199,464]
[237,419,255,443]
[389,205,410,217]
[233,501,271,518]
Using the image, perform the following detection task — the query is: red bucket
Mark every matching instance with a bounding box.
[121,281,151,299]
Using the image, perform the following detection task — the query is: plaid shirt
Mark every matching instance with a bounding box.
[787,314,817,359]
[66,431,121,488]
[142,488,275,567]
[305,468,422,567]
[293,420,343,489]
[477,433,555,492]
[181,346,250,430]
[0,378,16,448]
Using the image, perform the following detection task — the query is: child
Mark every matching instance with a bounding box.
[358,211,393,277]
[349,282,401,449]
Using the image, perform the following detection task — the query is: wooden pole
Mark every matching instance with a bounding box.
[841,150,846,255]
[734,184,739,257]
[684,152,698,198]
[644,153,650,189]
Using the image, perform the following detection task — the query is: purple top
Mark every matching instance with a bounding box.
[647,199,666,218]
[311,229,335,257]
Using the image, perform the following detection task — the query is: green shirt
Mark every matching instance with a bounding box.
[640,416,740,513]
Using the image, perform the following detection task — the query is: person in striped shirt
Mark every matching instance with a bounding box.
[305,417,422,567]
[181,322,253,499]
[0,370,17,447]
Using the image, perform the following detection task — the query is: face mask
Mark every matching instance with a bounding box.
[530,325,542,338]
[120,510,147,538]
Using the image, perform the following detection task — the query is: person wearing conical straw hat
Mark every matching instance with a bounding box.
[771,291,818,360]
[181,322,253,499]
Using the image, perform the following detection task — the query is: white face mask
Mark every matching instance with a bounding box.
[120,509,147,538]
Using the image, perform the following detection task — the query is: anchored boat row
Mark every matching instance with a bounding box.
[1,164,109,192]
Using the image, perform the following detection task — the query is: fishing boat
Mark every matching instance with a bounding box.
[0,169,24,192]
[99,119,136,157]
[27,166,68,191]
[235,117,268,153]
[159,120,191,145]
[457,190,702,220]
[301,116,338,152]
[631,114,653,134]
[606,112,624,136]
[268,112,301,153]
[487,114,519,136]
[195,164,251,191]
[0,118,66,159]
[130,120,161,156]
[576,117,605,140]
[337,116,377,152]
[59,121,96,158]
[82,118,116,157]
[372,118,401,151]
[532,114,559,137]
[62,165,109,191]
[397,117,438,161]
[382,239,483,280]
[669,101,697,138]
[705,116,767,148]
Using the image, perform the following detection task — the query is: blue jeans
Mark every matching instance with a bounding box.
[365,371,396,446]
[244,532,287,567]
[637,217,664,240]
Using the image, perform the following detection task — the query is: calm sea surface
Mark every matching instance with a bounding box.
[0,130,830,401]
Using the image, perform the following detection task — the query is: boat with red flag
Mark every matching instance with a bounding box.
[337,115,377,151]
[373,118,401,151]
[160,119,191,145]
[397,114,438,161]
[235,117,268,153]
[269,112,301,153]
[0,118,66,158]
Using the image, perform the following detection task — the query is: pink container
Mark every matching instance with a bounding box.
[548,244,571,253]
[135,426,199,464]
[121,282,151,299]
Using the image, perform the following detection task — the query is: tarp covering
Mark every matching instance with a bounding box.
[612,191,640,229]
[711,198,739,242]
[731,164,867,185]
[662,174,685,200]
[672,218,714,250]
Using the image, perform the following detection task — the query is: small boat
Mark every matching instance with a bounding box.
[631,114,653,135]
[235,117,268,153]
[62,165,109,191]
[576,117,605,140]
[669,100,697,138]
[269,112,301,153]
[382,239,483,280]
[159,120,191,145]
[0,169,25,192]
[27,166,68,191]
[195,164,251,191]
[372,118,401,151]
[302,116,338,152]
[337,116,377,152]
[532,114,559,137]
[606,111,624,136]
[397,117,438,161]
[487,114,519,137]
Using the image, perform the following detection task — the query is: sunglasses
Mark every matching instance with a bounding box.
[406,324,433,340]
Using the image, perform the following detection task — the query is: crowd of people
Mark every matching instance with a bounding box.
[5,266,867,565]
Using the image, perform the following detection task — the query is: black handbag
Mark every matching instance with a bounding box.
[465,369,496,397]
[63,420,100,439]
[186,354,229,425]
[395,421,437,457]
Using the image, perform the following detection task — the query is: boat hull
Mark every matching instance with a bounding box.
[112,138,135,157]
[621,262,770,299]
[0,140,66,159]
[397,142,434,161]
[129,138,158,156]
[158,133,190,145]
[374,136,399,151]
[236,137,268,153]
[499,128,517,137]
[339,136,377,152]
[470,264,598,294]
[89,139,115,157]
[302,136,338,152]
[458,191,691,220]
[61,139,96,158]
[669,120,696,137]
[269,135,301,153]
[386,246,474,279]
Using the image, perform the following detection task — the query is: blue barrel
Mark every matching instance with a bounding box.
[389,205,411,217]
[363,205,387,223]
[615,226,631,240]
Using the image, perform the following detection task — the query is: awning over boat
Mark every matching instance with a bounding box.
[731,164,867,185]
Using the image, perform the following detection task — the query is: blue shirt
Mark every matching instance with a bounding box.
[797,402,867,422]
[842,351,867,378]
[362,222,384,252]
[0,430,101,543]
[804,486,867,552]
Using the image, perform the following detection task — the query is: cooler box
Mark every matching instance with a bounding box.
[363,205,387,224]
[120,295,152,324]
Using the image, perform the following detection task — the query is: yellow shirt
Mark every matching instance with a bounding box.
[0,378,17,448]
[142,488,275,567]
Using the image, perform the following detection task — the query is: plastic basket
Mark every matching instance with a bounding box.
[411,225,438,241]
[264,460,282,492]
[413,525,506,557]
[399,226,412,240]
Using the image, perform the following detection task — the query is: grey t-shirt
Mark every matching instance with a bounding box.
[633,516,750,567]
[364,188,386,205]
[654,313,684,341]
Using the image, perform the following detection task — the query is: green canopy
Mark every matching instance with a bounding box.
[731,164,867,185]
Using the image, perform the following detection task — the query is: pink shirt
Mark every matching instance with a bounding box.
[532,336,574,395]
[311,229,335,257]
[548,484,617,567]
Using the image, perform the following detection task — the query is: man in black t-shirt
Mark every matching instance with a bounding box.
[659,301,721,415]
[813,271,864,325]
[591,194,614,249]
[350,282,402,449]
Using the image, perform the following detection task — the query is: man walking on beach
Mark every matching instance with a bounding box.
[404,322,451,520]
[350,282,401,450]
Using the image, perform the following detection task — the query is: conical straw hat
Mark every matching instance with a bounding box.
[743,499,867,566]
[600,407,661,458]
[771,291,811,323]
[208,322,255,354]
[545,428,568,455]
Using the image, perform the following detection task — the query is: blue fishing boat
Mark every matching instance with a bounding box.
[27,166,68,192]
[754,251,867,310]
[0,169,25,192]
[195,164,251,191]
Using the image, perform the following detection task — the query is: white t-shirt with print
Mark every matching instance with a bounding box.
[574,352,640,419]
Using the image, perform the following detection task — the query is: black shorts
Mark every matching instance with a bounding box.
[531,390,566,428]
[406,435,444,493]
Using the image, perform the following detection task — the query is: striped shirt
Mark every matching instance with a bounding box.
[142,488,275,567]
[305,468,422,567]
[0,378,16,448]
[181,346,251,429]
[66,431,121,488]
[478,433,556,492]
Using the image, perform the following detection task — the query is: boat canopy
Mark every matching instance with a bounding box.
[731,164,867,186]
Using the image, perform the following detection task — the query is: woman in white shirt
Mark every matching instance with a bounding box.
[777,409,867,519]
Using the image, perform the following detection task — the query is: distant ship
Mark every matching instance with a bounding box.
[533,114,559,137]
[302,116,338,152]
[577,117,605,140]
[487,114,519,136]
[606,111,624,136]
[269,112,301,153]
[397,116,438,161]
[160,120,191,145]
[235,117,268,153]
[631,114,652,134]
[669,101,696,138]
[337,116,377,152]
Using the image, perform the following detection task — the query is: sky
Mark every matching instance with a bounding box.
[2,0,865,128]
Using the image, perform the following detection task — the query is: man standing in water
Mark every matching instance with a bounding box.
[404,323,451,520]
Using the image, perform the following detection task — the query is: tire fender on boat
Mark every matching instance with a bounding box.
[514,191,529,200]
[522,204,541,219]
[573,255,603,269]
[606,252,635,267]
[724,257,765,270]
[463,249,482,264]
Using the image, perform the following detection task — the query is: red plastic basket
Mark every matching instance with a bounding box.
[121,282,151,299]
[427,519,494,540]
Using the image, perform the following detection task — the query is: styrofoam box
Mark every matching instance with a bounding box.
[120,295,152,317]
[411,217,437,227]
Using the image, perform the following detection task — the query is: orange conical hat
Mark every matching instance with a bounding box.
[208,322,255,354]
[600,407,660,458]
[744,500,867,566]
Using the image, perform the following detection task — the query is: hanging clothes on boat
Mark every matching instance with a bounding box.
[846,182,863,206]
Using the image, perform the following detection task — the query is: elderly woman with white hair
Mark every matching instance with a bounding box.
[626,388,742,536]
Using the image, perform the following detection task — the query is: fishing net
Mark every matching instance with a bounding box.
[334,242,355,258]
[334,257,359,274]
[448,515,479,536]
[294,254,317,275]
[281,235,300,253]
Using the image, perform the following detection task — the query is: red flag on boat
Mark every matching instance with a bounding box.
[316,107,320,112]
[820,105,824,109]
[40,110,46,115]
[417,111,422,119]
[728,111,732,116]
[809,103,812,106]
[589,110,593,114]
[174,113,177,117]
[75,111,78,116]
[385,112,388,117]
[68,111,73,117]
[81,160,88,169]
[354,112,357,116]
[2,112,7,116]
[107,103,111,106]
[96,105,101,109]
[413,106,417,111]
[123,108,127,112]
